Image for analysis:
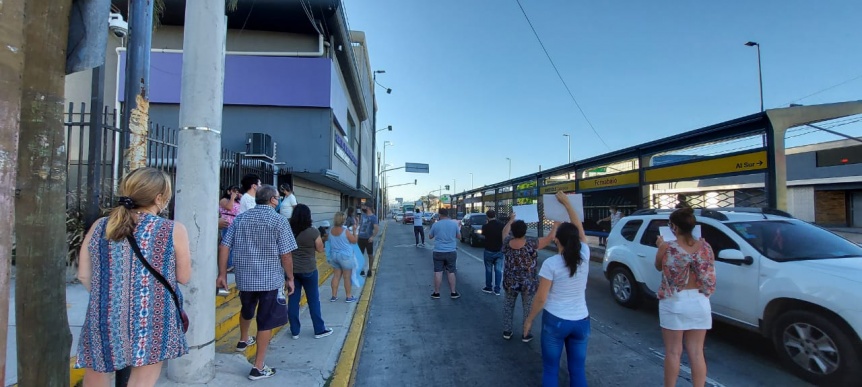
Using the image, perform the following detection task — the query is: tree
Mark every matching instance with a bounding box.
[0,0,26,382]
[15,0,74,385]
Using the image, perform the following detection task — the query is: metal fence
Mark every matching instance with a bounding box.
[64,103,275,224]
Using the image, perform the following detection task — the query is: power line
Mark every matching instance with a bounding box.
[781,73,862,106]
[513,0,611,150]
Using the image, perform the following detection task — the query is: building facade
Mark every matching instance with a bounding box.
[65,0,378,226]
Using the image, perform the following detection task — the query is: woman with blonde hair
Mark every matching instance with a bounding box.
[327,211,360,302]
[75,167,192,386]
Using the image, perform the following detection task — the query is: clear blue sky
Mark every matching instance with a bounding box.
[344,0,862,203]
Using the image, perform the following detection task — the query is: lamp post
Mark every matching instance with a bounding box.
[563,133,571,163]
[383,141,393,216]
[376,125,392,134]
[469,172,474,189]
[744,41,763,112]
[374,70,392,94]
[506,158,511,179]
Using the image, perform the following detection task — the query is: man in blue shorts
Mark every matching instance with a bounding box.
[428,208,461,299]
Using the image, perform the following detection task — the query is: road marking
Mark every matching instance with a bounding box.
[458,247,484,263]
[648,347,727,387]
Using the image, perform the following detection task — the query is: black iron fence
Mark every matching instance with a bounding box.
[64,102,274,224]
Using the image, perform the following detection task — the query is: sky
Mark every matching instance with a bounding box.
[343,0,862,203]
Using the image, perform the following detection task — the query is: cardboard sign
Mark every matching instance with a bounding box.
[542,193,584,222]
[659,225,702,242]
[512,204,540,223]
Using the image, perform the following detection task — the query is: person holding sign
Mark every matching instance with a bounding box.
[523,191,590,387]
[653,207,716,387]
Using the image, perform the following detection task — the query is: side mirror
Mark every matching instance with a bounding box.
[718,249,754,265]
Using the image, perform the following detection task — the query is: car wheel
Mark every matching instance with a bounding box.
[771,310,862,385]
[609,266,641,309]
[460,233,466,243]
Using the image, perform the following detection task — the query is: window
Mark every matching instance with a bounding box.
[699,224,740,263]
[620,220,643,242]
[727,220,862,261]
[640,219,669,247]
[816,145,862,167]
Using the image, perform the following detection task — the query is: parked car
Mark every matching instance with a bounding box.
[403,211,415,225]
[459,213,488,247]
[602,207,862,385]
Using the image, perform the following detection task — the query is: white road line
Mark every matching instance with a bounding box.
[648,348,727,387]
[458,247,484,263]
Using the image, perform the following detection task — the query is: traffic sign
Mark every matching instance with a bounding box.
[405,163,429,173]
[644,150,767,183]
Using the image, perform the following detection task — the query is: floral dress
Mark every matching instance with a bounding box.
[75,213,188,372]
[658,240,716,300]
[501,236,540,294]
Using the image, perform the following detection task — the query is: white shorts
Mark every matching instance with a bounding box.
[659,289,712,330]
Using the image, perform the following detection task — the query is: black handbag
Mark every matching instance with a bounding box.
[126,235,190,333]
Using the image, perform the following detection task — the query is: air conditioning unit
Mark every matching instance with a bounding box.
[246,132,274,160]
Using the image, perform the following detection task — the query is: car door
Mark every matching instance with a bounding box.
[700,221,761,325]
[460,215,471,239]
[635,219,668,294]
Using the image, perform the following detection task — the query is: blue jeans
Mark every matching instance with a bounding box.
[541,310,590,387]
[483,250,503,292]
[287,270,326,335]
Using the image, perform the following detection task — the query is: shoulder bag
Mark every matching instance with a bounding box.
[126,235,190,333]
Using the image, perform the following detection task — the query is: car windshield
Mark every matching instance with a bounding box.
[727,220,862,261]
[469,215,487,225]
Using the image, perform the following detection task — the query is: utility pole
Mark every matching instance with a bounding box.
[167,1,226,383]
[0,0,26,381]
[15,0,74,385]
[122,0,154,172]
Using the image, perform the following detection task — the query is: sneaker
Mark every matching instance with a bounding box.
[235,336,256,352]
[503,331,513,340]
[345,296,357,303]
[450,292,461,299]
[248,365,275,380]
[360,271,366,276]
[430,292,441,299]
[291,334,299,340]
[522,333,535,343]
[330,296,338,302]
[366,270,373,278]
[314,328,334,339]
[482,287,493,294]
[494,291,501,296]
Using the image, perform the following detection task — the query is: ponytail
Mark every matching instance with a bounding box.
[105,197,137,241]
[555,222,583,277]
[104,168,172,241]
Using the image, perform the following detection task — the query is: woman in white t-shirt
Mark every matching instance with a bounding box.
[524,191,590,387]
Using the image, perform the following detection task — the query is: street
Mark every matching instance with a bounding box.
[354,220,811,386]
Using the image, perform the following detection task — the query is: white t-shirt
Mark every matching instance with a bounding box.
[539,243,590,321]
[279,193,297,219]
[413,212,423,226]
[239,193,256,214]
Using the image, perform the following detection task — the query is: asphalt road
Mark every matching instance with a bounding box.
[354,220,811,386]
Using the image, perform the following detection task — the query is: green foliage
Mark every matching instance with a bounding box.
[66,208,86,267]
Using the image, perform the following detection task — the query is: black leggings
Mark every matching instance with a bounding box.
[414,226,425,244]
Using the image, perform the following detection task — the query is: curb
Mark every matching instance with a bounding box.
[329,222,388,387]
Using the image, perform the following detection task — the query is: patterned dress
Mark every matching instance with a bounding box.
[658,240,717,300]
[75,213,188,372]
[501,236,540,294]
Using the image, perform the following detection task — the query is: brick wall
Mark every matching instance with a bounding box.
[814,190,847,226]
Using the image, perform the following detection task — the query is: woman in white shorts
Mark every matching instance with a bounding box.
[328,212,359,303]
[654,207,716,387]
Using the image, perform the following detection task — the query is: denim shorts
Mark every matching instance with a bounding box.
[328,251,356,270]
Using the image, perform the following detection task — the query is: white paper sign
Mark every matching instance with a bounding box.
[542,193,584,222]
[512,204,540,223]
[659,225,702,242]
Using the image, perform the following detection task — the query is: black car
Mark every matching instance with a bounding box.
[459,213,487,247]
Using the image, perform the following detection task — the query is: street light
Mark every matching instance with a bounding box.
[373,70,392,94]
[376,125,393,133]
[506,158,511,179]
[469,172,474,189]
[563,134,571,163]
[744,41,764,112]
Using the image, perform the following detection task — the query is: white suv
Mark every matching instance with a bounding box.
[602,208,862,385]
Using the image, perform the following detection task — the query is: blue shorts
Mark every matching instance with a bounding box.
[328,251,356,270]
[239,289,288,331]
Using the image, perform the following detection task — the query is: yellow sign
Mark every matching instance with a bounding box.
[577,172,639,191]
[540,181,576,194]
[645,150,767,183]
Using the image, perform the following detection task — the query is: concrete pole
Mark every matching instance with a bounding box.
[122,0,154,172]
[168,1,226,383]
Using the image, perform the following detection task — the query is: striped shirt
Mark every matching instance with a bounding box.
[221,205,298,291]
